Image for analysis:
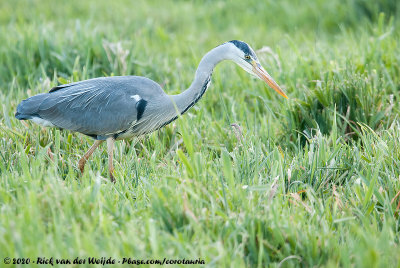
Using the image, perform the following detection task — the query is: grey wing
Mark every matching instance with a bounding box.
[36,76,163,138]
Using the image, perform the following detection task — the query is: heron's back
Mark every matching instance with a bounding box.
[15,76,168,139]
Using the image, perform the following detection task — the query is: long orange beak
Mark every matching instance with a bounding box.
[252,61,288,99]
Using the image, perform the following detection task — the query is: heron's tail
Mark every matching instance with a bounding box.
[15,93,48,120]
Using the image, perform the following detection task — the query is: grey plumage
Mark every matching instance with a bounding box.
[16,76,166,140]
[15,40,287,181]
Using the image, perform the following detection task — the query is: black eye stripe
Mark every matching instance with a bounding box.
[228,40,258,60]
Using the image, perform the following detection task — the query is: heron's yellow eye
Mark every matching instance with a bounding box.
[245,55,251,60]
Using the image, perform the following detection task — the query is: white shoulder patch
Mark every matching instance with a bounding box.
[130,95,141,102]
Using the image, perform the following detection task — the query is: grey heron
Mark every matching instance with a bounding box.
[15,40,287,182]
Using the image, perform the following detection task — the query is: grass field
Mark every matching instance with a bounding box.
[1,0,400,267]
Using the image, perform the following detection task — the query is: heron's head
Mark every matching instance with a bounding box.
[225,40,288,99]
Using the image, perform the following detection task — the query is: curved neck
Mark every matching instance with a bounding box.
[170,45,227,114]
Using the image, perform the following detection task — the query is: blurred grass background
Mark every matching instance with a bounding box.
[0,0,399,267]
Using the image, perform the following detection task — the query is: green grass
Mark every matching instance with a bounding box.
[1,0,400,267]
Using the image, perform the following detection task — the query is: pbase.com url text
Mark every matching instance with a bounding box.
[4,257,206,266]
